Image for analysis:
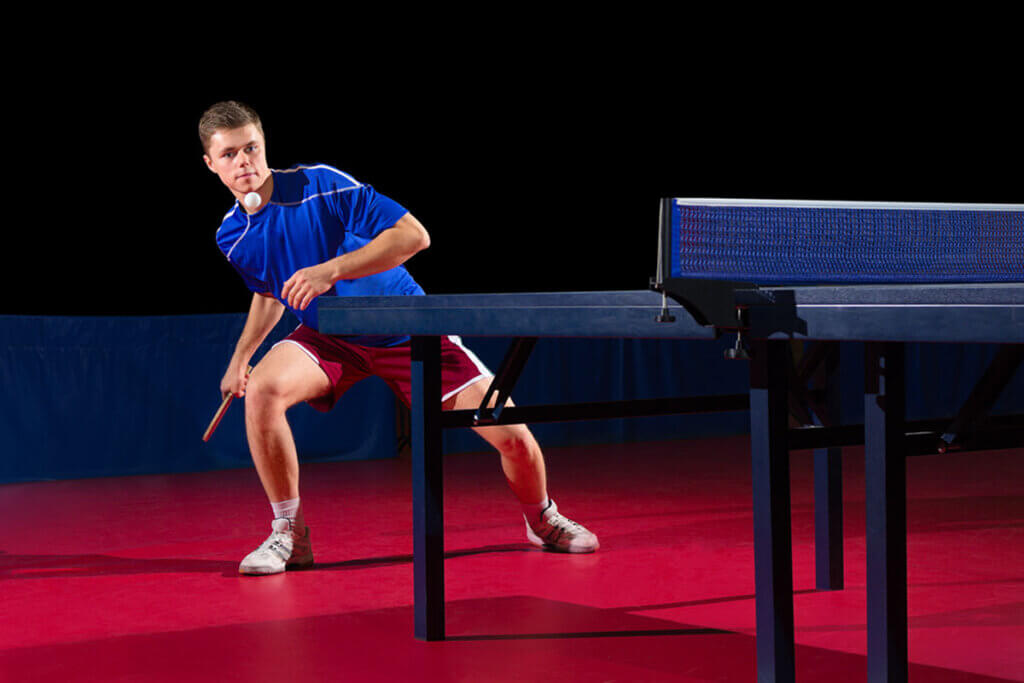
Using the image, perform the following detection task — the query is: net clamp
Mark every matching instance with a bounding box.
[655,288,676,323]
[724,309,751,360]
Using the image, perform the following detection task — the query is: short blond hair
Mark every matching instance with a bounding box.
[199,101,264,154]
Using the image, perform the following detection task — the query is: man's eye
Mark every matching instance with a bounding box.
[246,146,258,153]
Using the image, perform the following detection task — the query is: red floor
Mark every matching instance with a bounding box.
[1,437,1021,682]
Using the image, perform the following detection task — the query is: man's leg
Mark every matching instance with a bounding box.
[445,380,548,505]
[239,341,332,574]
[245,342,332,502]
[446,379,598,553]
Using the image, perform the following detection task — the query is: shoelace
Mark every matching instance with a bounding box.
[547,512,584,531]
[257,531,293,559]
[537,512,586,542]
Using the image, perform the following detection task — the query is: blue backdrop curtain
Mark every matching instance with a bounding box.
[2,315,1021,484]
[0,315,396,483]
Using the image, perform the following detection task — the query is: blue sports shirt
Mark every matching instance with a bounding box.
[216,164,423,346]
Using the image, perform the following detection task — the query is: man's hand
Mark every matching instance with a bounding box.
[278,214,429,311]
[282,263,336,311]
[220,361,252,399]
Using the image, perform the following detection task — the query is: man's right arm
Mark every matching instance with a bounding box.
[221,293,286,398]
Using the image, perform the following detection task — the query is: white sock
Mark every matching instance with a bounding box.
[522,496,551,524]
[271,497,304,533]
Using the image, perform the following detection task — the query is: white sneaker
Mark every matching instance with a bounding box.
[239,518,314,575]
[525,500,599,553]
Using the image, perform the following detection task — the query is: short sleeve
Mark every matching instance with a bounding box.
[334,184,408,239]
[235,266,270,294]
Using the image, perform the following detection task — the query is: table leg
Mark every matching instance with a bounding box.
[750,339,796,683]
[814,342,844,590]
[411,335,445,641]
[865,342,908,682]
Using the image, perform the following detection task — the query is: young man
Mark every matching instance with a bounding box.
[200,101,598,575]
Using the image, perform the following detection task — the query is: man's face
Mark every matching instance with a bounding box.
[203,124,270,198]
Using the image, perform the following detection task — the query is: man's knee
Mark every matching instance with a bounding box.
[246,370,295,415]
[492,427,537,460]
[245,345,330,416]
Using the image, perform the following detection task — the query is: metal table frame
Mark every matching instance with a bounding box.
[319,285,1024,682]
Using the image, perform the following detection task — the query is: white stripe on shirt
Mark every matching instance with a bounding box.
[225,211,252,261]
[275,164,361,186]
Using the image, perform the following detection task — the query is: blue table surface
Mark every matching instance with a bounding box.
[737,283,1024,305]
[317,285,1024,343]
[318,290,715,339]
[740,283,1023,343]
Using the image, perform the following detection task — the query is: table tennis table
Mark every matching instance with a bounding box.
[318,199,1023,683]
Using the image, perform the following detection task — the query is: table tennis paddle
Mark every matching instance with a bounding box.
[202,365,253,442]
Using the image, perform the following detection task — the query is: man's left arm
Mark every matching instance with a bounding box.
[281,213,430,311]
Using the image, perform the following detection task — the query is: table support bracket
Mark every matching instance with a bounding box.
[475,337,537,424]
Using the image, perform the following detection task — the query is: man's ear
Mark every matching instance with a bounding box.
[203,154,215,173]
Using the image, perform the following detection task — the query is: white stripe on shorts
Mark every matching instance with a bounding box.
[442,335,493,402]
[270,339,322,367]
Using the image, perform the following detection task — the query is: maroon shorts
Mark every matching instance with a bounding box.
[274,326,492,413]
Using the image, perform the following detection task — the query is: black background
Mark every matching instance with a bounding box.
[8,42,1019,317]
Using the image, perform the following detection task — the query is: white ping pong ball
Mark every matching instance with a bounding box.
[243,192,261,210]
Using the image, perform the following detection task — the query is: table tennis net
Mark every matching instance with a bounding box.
[665,200,1024,284]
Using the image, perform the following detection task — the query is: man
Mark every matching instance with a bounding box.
[200,101,598,575]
